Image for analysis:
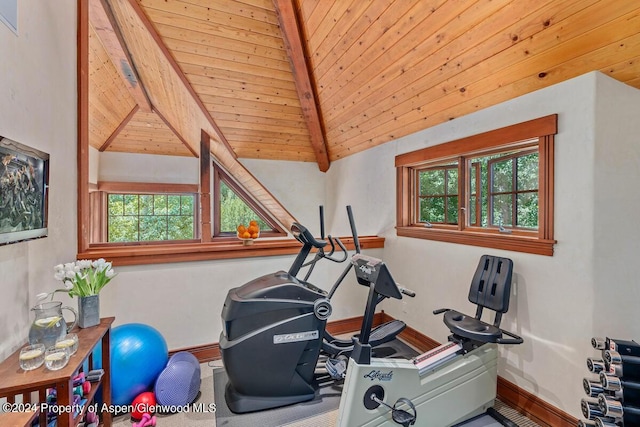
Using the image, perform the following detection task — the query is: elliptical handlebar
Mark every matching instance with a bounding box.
[347,205,361,254]
[322,235,348,263]
[292,205,362,288]
[291,222,327,249]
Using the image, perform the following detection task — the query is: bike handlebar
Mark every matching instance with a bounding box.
[291,222,327,249]
[323,235,348,263]
[398,286,416,298]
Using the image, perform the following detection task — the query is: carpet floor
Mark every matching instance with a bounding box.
[110,352,543,427]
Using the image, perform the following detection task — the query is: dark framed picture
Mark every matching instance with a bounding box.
[0,136,49,245]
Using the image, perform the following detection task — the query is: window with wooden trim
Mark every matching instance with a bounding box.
[90,182,200,244]
[90,164,286,244]
[107,193,196,242]
[212,164,286,238]
[395,115,557,256]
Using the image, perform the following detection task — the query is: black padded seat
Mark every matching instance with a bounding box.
[435,255,522,346]
[443,310,503,343]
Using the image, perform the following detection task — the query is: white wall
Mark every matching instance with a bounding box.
[592,75,640,338]
[98,151,199,184]
[326,71,640,417]
[0,0,77,360]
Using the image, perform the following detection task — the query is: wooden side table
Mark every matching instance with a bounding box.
[0,410,38,427]
[0,317,114,427]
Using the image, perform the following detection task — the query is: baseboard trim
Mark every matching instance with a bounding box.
[173,312,577,427]
[497,376,577,427]
[169,342,220,362]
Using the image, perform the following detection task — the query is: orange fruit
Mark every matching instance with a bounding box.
[242,231,251,239]
[237,224,246,234]
[247,225,258,235]
[249,220,258,226]
[251,233,258,239]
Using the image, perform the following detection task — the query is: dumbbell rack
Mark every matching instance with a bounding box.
[580,337,640,427]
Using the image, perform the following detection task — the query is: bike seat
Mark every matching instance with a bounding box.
[443,310,502,343]
[435,255,523,346]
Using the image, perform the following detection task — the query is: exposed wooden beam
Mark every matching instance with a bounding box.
[154,108,198,158]
[89,0,152,112]
[99,104,138,151]
[272,0,330,172]
[114,0,238,158]
[105,0,298,230]
[200,130,212,243]
[78,0,91,253]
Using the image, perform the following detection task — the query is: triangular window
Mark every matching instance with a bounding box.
[213,164,286,238]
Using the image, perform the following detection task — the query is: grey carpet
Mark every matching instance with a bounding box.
[107,348,543,427]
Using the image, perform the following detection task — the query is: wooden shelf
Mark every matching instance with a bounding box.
[0,317,114,427]
[0,411,38,427]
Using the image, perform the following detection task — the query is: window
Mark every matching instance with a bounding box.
[395,115,557,256]
[107,193,196,242]
[90,182,200,244]
[90,164,286,245]
[417,163,459,225]
[212,164,286,238]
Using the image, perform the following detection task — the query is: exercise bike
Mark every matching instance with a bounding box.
[337,254,523,427]
[219,206,407,414]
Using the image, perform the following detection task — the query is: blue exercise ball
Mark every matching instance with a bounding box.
[110,323,168,406]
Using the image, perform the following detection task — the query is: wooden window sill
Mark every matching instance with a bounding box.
[77,235,385,266]
[396,226,555,256]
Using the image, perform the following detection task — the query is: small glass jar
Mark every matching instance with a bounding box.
[55,333,79,356]
[44,345,70,371]
[19,344,45,371]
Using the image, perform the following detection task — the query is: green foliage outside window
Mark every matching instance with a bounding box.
[418,164,458,224]
[107,193,195,242]
[106,182,272,242]
[484,151,538,229]
[219,181,270,233]
[417,150,539,230]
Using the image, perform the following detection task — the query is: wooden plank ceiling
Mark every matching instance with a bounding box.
[88,0,640,170]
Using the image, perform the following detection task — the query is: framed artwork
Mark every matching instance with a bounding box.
[0,136,49,245]
[0,0,17,34]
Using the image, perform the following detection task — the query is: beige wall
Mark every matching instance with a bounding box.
[0,0,77,360]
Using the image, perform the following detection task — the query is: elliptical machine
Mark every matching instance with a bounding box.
[337,254,523,427]
[219,206,407,414]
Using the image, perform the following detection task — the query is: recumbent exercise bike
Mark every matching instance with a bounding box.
[336,254,523,427]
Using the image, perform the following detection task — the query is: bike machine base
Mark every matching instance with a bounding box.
[337,343,498,427]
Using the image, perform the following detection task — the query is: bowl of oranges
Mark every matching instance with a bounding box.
[237,220,260,245]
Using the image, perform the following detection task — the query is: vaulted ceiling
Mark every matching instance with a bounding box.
[88,0,640,172]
